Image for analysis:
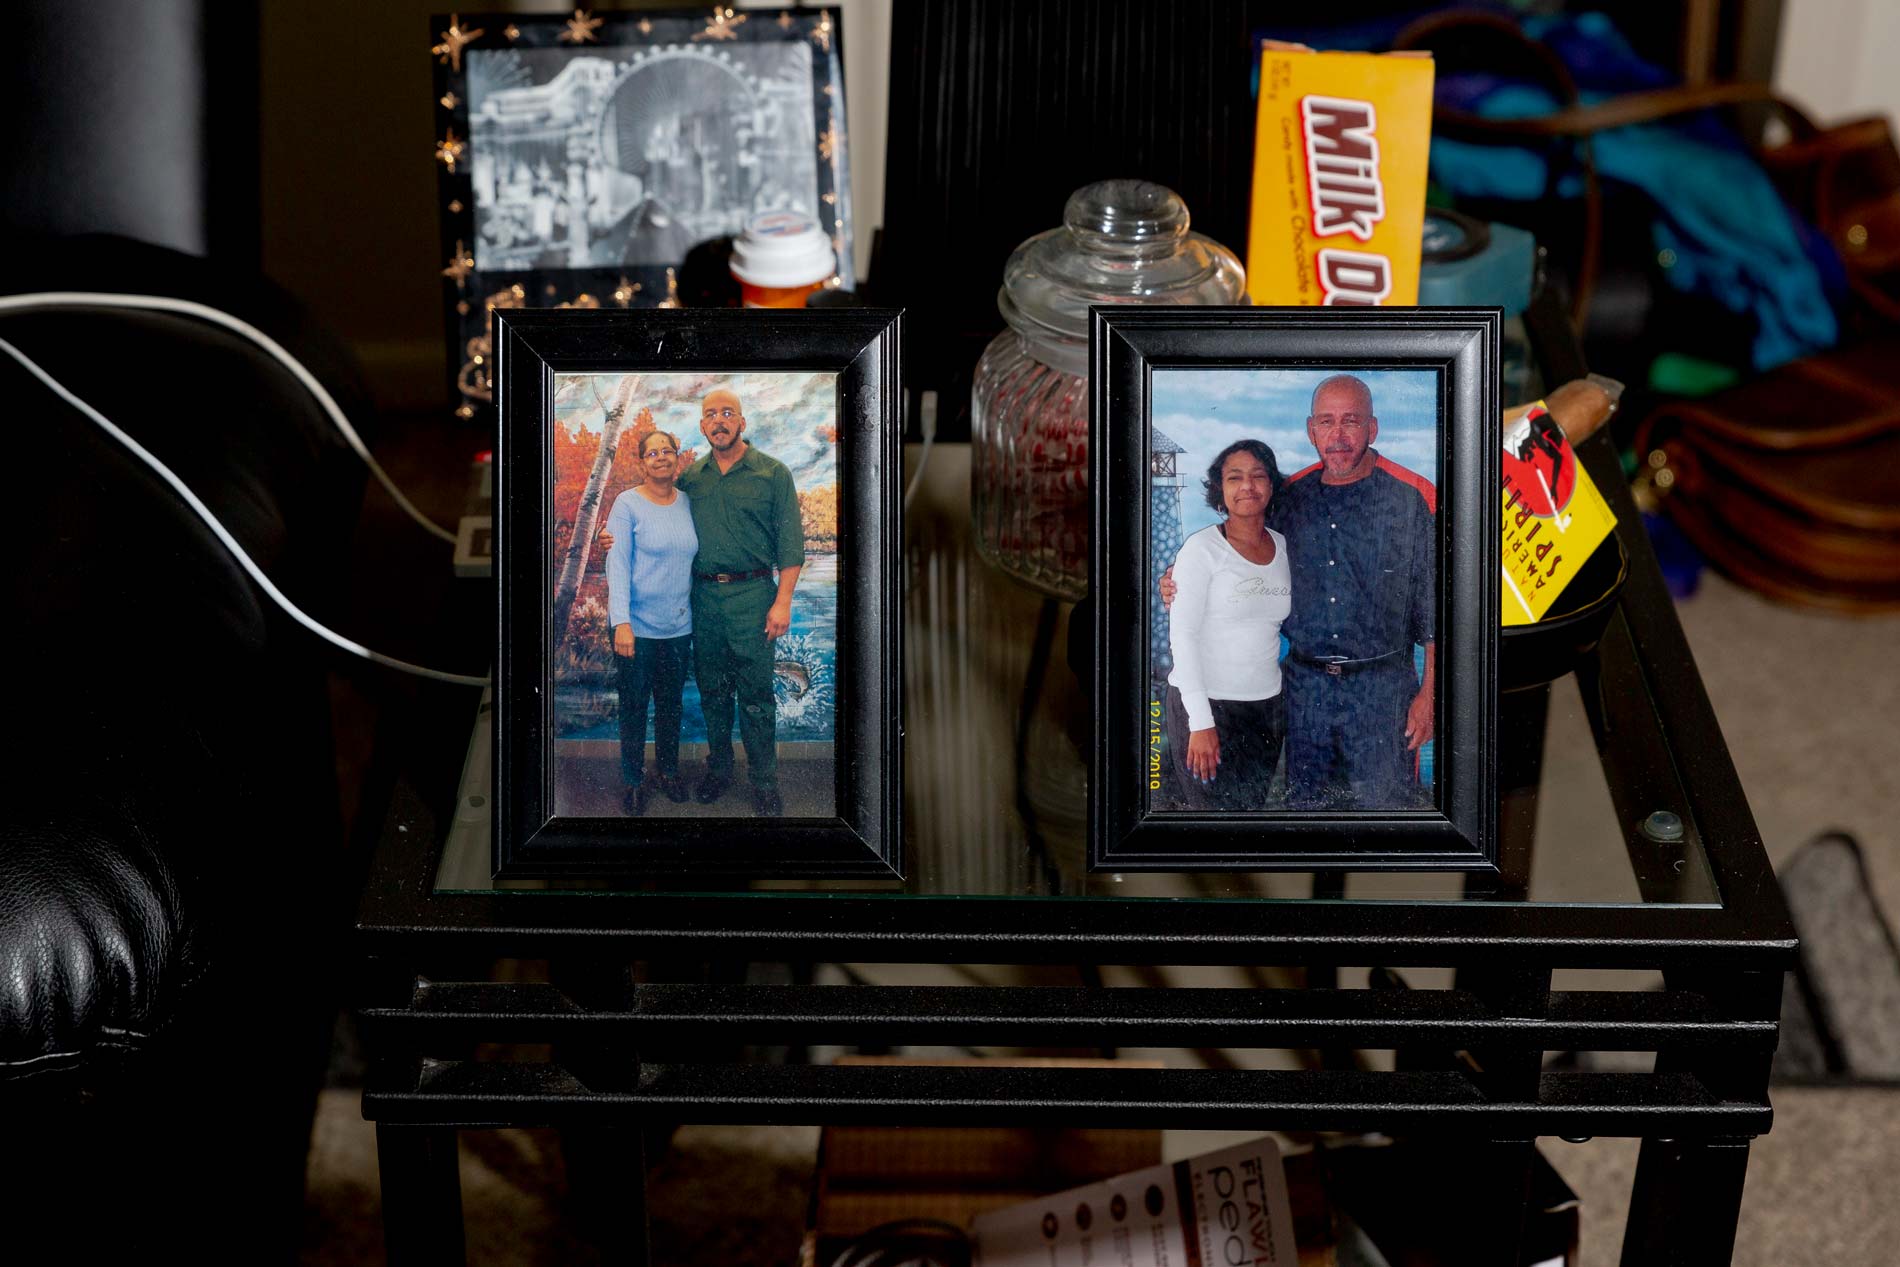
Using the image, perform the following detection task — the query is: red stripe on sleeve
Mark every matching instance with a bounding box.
[1375,455,1437,514]
[1284,460,1323,484]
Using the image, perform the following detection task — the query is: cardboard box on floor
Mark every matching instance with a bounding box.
[801,1058,1581,1267]
[801,1058,1341,1267]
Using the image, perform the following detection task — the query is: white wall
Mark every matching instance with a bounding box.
[1774,0,1900,124]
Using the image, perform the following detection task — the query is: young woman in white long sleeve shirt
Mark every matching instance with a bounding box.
[1163,439,1291,811]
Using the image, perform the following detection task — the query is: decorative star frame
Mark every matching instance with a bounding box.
[430,6,854,423]
[695,7,746,41]
[433,126,466,172]
[559,9,604,44]
[432,14,484,71]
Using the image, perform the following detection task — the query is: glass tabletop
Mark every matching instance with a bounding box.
[433,443,1719,908]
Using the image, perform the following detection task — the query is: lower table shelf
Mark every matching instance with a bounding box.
[365,1057,1769,1136]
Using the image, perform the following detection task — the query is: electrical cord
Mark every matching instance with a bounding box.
[0,291,459,543]
[0,293,488,686]
[902,388,938,513]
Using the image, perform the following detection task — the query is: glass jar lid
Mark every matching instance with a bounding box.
[997,179,1247,374]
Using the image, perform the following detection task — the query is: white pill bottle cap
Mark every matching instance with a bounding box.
[729,211,836,288]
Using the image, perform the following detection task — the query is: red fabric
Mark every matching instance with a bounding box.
[1375,454,1437,514]
[1281,454,1436,514]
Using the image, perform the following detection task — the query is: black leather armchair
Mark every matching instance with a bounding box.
[0,6,399,1255]
[0,234,374,1258]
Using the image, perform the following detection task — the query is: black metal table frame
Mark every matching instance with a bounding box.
[356,433,1795,1267]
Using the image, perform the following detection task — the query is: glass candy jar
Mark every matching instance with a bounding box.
[972,180,1245,599]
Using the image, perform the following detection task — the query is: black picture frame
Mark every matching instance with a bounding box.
[431,8,855,425]
[1090,306,1500,872]
[494,307,902,879]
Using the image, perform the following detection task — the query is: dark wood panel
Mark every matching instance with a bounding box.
[880,0,1270,423]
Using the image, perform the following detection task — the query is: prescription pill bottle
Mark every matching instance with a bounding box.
[729,211,837,308]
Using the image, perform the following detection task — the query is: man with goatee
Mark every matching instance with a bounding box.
[677,388,804,815]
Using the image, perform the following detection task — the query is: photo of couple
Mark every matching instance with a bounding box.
[1149,368,1439,814]
[547,371,840,821]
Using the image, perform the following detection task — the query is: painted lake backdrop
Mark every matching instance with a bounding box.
[549,370,840,746]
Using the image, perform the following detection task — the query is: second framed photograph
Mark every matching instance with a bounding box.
[494,307,901,879]
[1091,307,1500,872]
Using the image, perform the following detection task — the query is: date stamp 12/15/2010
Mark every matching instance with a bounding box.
[1148,699,1165,790]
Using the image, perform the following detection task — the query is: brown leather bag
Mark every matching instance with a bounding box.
[1633,337,1900,611]
[1756,111,1900,326]
[1394,13,1900,608]
[1391,13,1900,607]
[1395,6,1900,327]
[1505,94,1900,608]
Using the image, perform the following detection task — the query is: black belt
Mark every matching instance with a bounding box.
[1291,649,1409,677]
[695,567,772,584]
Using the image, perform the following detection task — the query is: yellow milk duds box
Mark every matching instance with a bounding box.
[1501,402,1618,626]
[1247,43,1434,306]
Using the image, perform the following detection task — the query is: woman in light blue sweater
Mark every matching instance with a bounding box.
[604,429,700,814]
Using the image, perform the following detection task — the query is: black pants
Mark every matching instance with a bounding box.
[691,578,780,788]
[613,633,689,787]
[1162,687,1286,812]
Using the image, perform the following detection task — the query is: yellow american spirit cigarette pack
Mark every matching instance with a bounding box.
[1500,401,1618,625]
[1247,43,1434,306]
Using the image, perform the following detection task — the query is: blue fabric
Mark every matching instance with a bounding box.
[1425,11,1841,369]
[1284,659,1421,811]
[1271,464,1435,661]
[1533,12,1675,97]
[605,487,698,639]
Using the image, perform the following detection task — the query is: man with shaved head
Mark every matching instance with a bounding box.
[1270,372,1436,809]
[676,386,805,815]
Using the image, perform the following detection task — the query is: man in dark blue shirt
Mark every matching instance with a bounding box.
[1270,374,1436,809]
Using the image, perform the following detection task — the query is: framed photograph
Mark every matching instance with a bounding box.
[494,307,900,878]
[432,8,854,421]
[1090,307,1500,872]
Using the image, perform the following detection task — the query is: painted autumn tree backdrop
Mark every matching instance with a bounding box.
[550,372,841,628]
[549,371,843,741]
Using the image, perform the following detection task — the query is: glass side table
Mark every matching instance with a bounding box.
[357,435,1793,1267]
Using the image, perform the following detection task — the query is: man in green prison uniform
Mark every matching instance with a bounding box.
[678,387,804,816]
